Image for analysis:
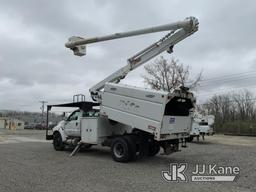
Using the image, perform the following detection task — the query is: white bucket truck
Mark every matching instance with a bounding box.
[187,113,215,142]
[198,115,215,136]
[46,17,199,162]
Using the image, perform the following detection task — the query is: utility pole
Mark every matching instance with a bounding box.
[39,101,48,129]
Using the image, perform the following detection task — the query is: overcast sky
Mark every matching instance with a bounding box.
[0,0,256,112]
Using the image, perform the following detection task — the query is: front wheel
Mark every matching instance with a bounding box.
[53,132,65,151]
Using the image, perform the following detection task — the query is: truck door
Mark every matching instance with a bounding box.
[64,110,81,137]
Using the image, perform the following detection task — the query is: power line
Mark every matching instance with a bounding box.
[197,83,256,96]
[195,84,256,105]
[198,98,256,106]
[188,70,256,88]
[199,76,256,87]
[200,70,256,82]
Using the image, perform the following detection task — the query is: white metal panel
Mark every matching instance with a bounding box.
[81,117,98,144]
[161,116,192,134]
[97,117,132,137]
[104,83,168,103]
[199,125,211,134]
[190,122,200,135]
[101,106,161,135]
[102,92,164,121]
[64,120,80,137]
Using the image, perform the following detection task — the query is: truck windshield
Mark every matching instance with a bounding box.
[164,97,193,116]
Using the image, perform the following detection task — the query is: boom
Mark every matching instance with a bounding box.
[65,17,199,102]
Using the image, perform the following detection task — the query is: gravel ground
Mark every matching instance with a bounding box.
[0,129,255,192]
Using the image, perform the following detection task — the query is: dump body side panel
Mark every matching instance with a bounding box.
[102,92,164,121]
[104,82,168,103]
[101,83,195,141]
[102,83,167,137]
[101,105,161,135]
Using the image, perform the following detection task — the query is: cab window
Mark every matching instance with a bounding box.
[83,110,99,117]
[67,110,80,121]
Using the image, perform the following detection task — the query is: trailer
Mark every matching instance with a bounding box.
[46,17,199,162]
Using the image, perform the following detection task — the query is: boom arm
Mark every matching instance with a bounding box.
[65,17,199,102]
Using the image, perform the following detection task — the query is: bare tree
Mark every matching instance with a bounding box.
[232,90,255,121]
[142,56,202,92]
[203,89,256,135]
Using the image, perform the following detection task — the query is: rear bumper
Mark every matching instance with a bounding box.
[158,132,190,141]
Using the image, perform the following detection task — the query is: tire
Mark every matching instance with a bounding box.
[136,136,149,158]
[123,135,137,161]
[53,132,65,151]
[148,141,160,156]
[111,137,130,162]
[185,136,194,142]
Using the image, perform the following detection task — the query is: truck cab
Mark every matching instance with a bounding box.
[63,109,100,137]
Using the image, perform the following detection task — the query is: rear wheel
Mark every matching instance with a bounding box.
[148,141,160,156]
[111,137,130,162]
[136,136,149,158]
[53,132,65,151]
[123,135,137,161]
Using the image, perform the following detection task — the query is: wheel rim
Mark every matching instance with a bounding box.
[113,143,125,158]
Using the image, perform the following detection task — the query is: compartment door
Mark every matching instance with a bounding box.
[81,117,98,144]
[161,116,192,134]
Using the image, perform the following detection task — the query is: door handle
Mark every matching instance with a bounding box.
[76,122,78,126]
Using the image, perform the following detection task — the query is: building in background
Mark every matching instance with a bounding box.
[0,117,24,130]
